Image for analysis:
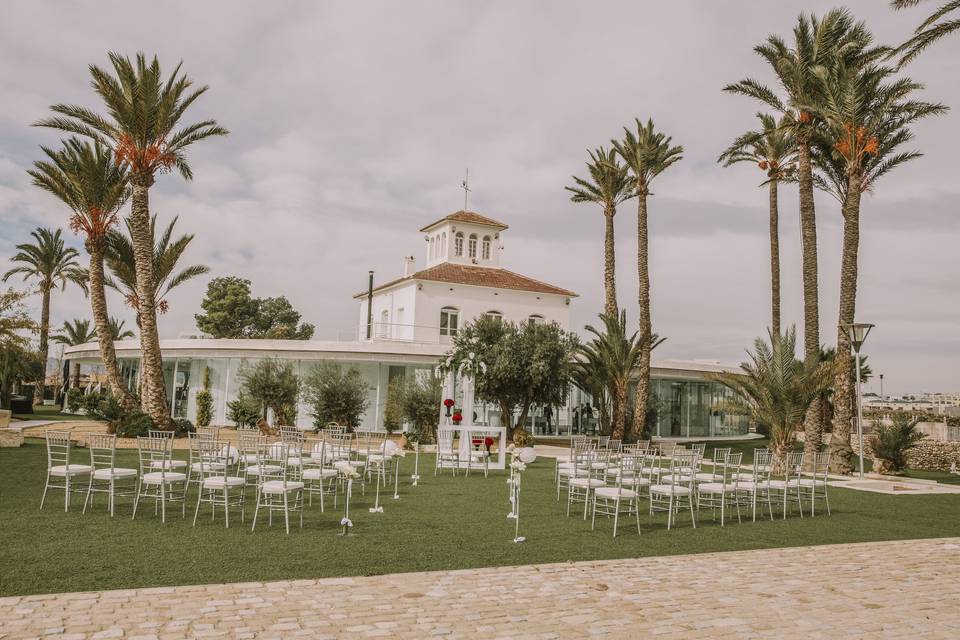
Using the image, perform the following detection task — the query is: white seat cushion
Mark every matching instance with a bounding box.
[606,468,635,477]
[660,474,692,484]
[650,484,692,495]
[261,480,304,493]
[797,478,819,487]
[558,467,588,478]
[694,472,722,483]
[49,464,92,477]
[348,460,365,468]
[191,462,226,472]
[302,468,338,480]
[202,476,245,488]
[150,460,186,470]
[621,476,650,487]
[698,482,734,494]
[142,471,187,484]
[595,486,638,500]
[245,464,281,476]
[93,467,137,480]
[737,481,767,491]
[367,454,386,462]
[470,451,489,459]
[569,478,604,488]
[241,453,258,464]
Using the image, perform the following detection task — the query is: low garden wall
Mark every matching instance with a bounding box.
[848,436,960,472]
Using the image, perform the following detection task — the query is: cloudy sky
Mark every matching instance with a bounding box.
[1,1,957,395]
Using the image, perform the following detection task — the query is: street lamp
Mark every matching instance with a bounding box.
[842,322,874,479]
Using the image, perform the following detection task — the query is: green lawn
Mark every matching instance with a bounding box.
[2,437,959,597]
[12,404,86,421]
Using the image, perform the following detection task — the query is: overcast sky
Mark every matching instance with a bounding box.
[1,1,957,395]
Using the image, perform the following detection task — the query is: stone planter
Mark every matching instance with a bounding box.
[0,409,10,429]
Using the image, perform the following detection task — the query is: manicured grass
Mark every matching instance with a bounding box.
[2,437,959,597]
[12,404,85,421]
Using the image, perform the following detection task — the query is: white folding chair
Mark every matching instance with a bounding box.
[800,451,831,516]
[251,442,304,534]
[435,428,460,476]
[132,436,187,523]
[83,433,137,517]
[649,451,698,530]
[592,452,642,537]
[736,449,775,522]
[770,451,805,519]
[697,451,742,526]
[40,430,91,512]
[302,435,338,511]
[193,438,246,528]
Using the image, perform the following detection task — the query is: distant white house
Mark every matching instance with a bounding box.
[354,210,575,343]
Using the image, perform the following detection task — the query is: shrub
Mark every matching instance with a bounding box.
[227,391,261,428]
[171,418,195,437]
[195,389,213,427]
[81,391,103,416]
[869,415,927,474]
[301,362,369,429]
[65,388,83,414]
[115,412,154,438]
[512,428,534,447]
[383,379,405,434]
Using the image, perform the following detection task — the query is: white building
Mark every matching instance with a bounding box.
[356,210,575,343]
[63,209,748,439]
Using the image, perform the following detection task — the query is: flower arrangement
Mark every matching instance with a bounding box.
[452,409,463,425]
[334,460,360,479]
[443,398,454,417]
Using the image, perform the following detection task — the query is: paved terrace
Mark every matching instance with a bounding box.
[1,537,957,639]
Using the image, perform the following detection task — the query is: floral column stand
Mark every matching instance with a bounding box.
[335,461,359,535]
[411,441,420,487]
[392,446,405,499]
[508,447,537,543]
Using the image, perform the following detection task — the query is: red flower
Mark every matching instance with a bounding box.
[484,436,495,447]
[444,398,455,408]
[452,412,463,422]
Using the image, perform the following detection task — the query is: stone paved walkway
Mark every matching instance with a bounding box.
[1,538,958,639]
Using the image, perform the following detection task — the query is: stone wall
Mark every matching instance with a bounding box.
[849,435,960,472]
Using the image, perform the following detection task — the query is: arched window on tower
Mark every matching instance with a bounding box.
[454,232,464,257]
[483,310,503,322]
[440,306,459,337]
[468,234,478,258]
[481,236,491,260]
[528,314,545,325]
[441,232,447,257]
[429,236,435,260]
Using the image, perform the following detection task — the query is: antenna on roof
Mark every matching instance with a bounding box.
[461,168,471,211]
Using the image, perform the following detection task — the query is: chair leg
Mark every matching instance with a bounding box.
[590,493,597,531]
[689,494,696,529]
[612,498,620,538]
[40,476,50,511]
[283,492,290,535]
[192,486,202,526]
[82,476,94,514]
[252,488,261,532]
[160,483,167,524]
[224,487,230,529]
[64,475,70,512]
[132,480,142,520]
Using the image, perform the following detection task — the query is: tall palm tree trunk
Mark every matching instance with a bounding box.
[603,207,618,318]
[88,243,136,408]
[35,286,51,405]
[130,181,169,424]
[633,193,652,440]
[797,140,823,456]
[611,384,626,440]
[768,179,782,337]
[829,173,863,474]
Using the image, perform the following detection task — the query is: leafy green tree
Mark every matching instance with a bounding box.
[37,52,228,425]
[445,316,578,439]
[611,118,682,443]
[195,276,315,339]
[401,373,442,445]
[382,378,405,434]
[103,214,209,322]
[226,391,261,427]
[808,55,945,474]
[27,140,134,408]
[892,0,960,65]
[53,318,96,388]
[3,228,84,404]
[576,311,664,440]
[301,361,369,429]
[718,114,795,337]
[195,366,213,427]
[710,328,831,470]
[0,289,39,409]
[237,358,299,426]
[725,9,883,455]
[565,147,634,318]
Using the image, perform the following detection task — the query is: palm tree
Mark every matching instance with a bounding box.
[718,114,796,336]
[27,139,135,407]
[892,0,960,65]
[108,317,136,340]
[565,148,634,318]
[724,9,881,453]
[52,318,96,388]
[710,328,831,470]
[810,58,946,472]
[102,214,209,324]
[611,118,683,440]
[576,311,664,440]
[35,52,228,424]
[2,228,83,404]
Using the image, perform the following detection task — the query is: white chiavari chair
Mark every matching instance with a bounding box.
[82,433,137,517]
[40,430,91,512]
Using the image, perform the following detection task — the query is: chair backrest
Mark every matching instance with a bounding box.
[238,431,265,458]
[136,435,172,475]
[596,435,610,448]
[329,433,353,460]
[812,451,831,481]
[635,440,651,451]
[279,425,303,445]
[87,433,118,471]
[365,431,386,456]
[254,441,289,485]
[196,426,220,441]
[616,452,640,488]
[607,439,622,453]
[304,435,327,466]
[659,442,677,457]
[785,451,805,480]
[721,451,743,487]
[45,430,72,469]
[195,438,227,480]
[147,429,174,439]
[691,442,706,458]
[437,429,455,453]
[710,447,732,470]
[669,452,698,485]
[753,449,773,484]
